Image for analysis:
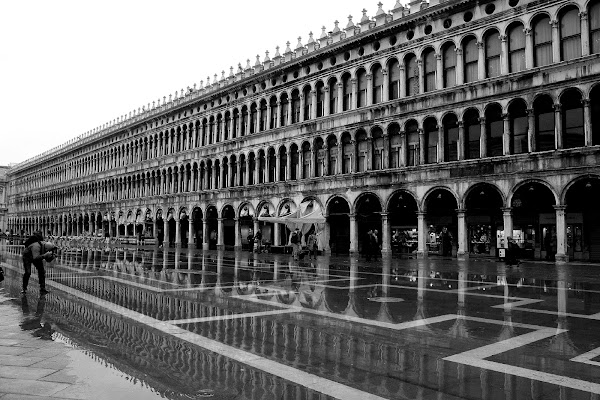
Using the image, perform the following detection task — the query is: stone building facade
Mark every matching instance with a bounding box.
[6,0,600,261]
[0,166,8,234]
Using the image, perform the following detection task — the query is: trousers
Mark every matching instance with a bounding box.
[23,261,46,291]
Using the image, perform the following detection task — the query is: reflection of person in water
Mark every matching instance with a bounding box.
[20,296,54,340]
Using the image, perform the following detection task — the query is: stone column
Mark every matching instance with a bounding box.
[366,74,373,106]
[349,213,358,254]
[554,205,568,262]
[299,94,306,122]
[382,134,390,169]
[310,148,316,178]
[477,41,485,80]
[418,129,425,165]
[500,35,509,75]
[202,219,209,250]
[456,48,464,85]
[580,12,589,57]
[286,146,292,180]
[366,137,373,171]
[554,103,563,150]
[234,218,241,249]
[551,20,560,63]
[457,209,468,259]
[503,113,511,156]
[400,132,407,167]
[480,117,487,158]
[527,108,536,152]
[382,70,389,101]
[217,218,223,248]
[336,82,343,113]
[253,218,259,237]
[417,212,427,258]
[399,65,406,98]
[163,218,169,247]
[324,86,330,117]
[417,59,424,94]
[174,217,181,246]
[458,121,465,160]
[583,99,592,146]
[351,79,358,109]
[188,218,194,248]
[381,213,390,254]
[287,98,292,126]
[437,125,445,163]
[244,157,250,186]
[502,208,513,246]
[525,28,534,69]
[274,223,280,246]
[435,54,443,90]
[275,153,281,181]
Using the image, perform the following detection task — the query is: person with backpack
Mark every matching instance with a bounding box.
[22,231,55,295]
[290,228,301,260]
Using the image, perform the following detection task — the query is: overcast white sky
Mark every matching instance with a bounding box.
[0,0,393,166]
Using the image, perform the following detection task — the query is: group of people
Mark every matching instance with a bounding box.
[291,228,318,260]
[363,229,381,261]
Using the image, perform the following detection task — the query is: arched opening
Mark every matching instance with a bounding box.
[486,103,504,157]
[222,205,236,249]
[534,95,555,151]
[511,182,556,260]
[405,54,418,96]
[425,188,458,257]
[179,209,189,247]
[484,29,501,78]
[508,99,528,154]
[167,210,176,247]
[465,184,504,256]
[239,204,254,251]
[206,206,218,250]
[533,14,552,67]
[372,64,383,103]
[388,191,419,256]
[464,109,481,159]
[328,197,350,255]
[592,85,600,145]
[192,207,203,249]
[559,6,581,61]
[565,177,600,260]
[424,117,438,164]
[356,194,382,256]
[443,113,459,161]
[561,89,585,149]
[371,127,384,170]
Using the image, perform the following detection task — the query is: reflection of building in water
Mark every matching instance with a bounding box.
[6,0,600,262]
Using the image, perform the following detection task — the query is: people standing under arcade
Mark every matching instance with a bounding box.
[290,228,301,260]
[307,231,318,260]
[254,229,262,253]
[247,229,254,252]
[440,226,453,257]
[363,229,373,261]
[370,229,380,261]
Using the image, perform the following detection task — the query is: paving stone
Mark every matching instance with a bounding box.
[0,347,33,356]
[0,365,56,380]
[0,377,69,396]
[0,355,45,367]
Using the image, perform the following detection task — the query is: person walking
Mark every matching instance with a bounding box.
[22,231,56,295]
[363,229,373,261]
[370,229,380,261]
[254,229,262,253]
[291,228,301,260]
[307,231,318,260]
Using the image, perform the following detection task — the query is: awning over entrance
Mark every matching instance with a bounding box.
[258,200,326,247]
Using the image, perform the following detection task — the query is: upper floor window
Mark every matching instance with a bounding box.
[592,1,600,54]
[389,59,400,100]
[423,49,436,92]
[357,69,367,107]
[405,54,418,96]
[560,7,581,60]
[342,73,352,111]
[372,64,383,104]
[485,31,501,78]
[443,43,457,88]
[463,37,478,83]
[533,15,552,67]
[508,23,526,72]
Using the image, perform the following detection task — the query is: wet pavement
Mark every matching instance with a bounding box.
[1,243,600,399]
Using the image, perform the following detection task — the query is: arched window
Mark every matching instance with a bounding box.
[424,117,438,164]
[592,85,600,145]
[423,48,436,92]
[279,94,288,127]
[560,7,581,60]
[508,99,528,154]
[290,145,299,180]
[485,31,501,78]
[267,149,276,182]
[341,133,353,173]
[405,54,418,96]
[464,109,481,159]
[388,124,401,168]
[342,73,352,111]
[508,23,526,72]
[357,69,367,107]
[303,86,312,120]
[329,78,338,114]
[533,15,552,67]
[406,120,419,166]
[443,114,459,162]
[250,104,257,134]
[372,65,384,104]
[232,110,239,138]
[327,136,338,175]
[443,43,457,87]
[291,90,300,123]
[485,104,503,157]
[388,59,400,100]
[241,107,248,136]
[561,89,585,149]
[534,95,555,151]
[356,130,368,172]
[591,1,600,54]
[302,143,311,178]
[316,82,325,118]
[269,97,277,129]
[372,127,384,170]
[463,37,478,83]
[315,139,324,177]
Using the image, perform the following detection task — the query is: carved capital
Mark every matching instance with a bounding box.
[579,11,588,20]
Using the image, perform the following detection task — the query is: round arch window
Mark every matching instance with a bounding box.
[464,11,473,22]
[407,30,415,40]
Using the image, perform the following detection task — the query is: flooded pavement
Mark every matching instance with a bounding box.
[1,244,600,399]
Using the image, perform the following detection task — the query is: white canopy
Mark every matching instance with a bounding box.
[258,201,326,247]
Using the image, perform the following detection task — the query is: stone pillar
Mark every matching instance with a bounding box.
[418,129,425,165]
[254,157,260,184]
[163,218,169,247]
[286,146,292,181]
[174,218,181,246]
[417,59,424,94]
[480,117,487,158]
[399,65,406,98]
[274,223,281,246]
[583,99,592,146]
[324,86,330,117]
[554,205,568,262]
[554,103,563,150]
[477,41,485,80]
[417,212,427,258]
[336,82,343,113]
[502,208,513,246]
[503,113,511,156]
[500,35,509,75]
[311,90,317,120]
[234,218,241,249]
[202,219,209,250]
[551,20,560,63]
[525,28,533,69]
[188,218,194,248]
[382,70,389,101]
[275,153,281,181]
[456,48,464,85]
[527,108,536,152]
[580,12,589,57]
[253,218,259,237]
[437,125,445,163]
[366,74,373,106]
[381,213,390,254]
[244,157,250,186]
[458,121,465,160]
[435,54,443,90]
[299,94,306,122]
[457,209,468,259]
[349,213,358,254]
[217,218,223,248]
